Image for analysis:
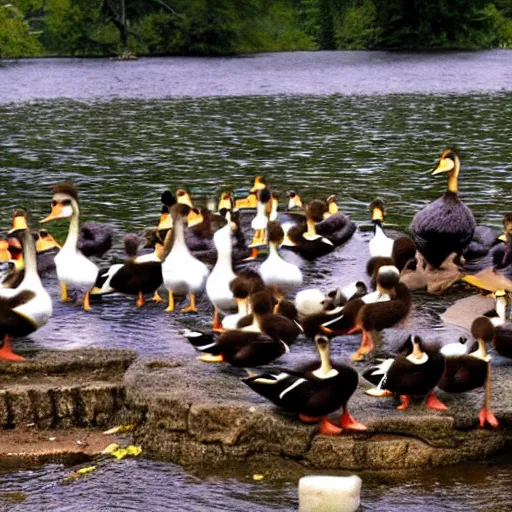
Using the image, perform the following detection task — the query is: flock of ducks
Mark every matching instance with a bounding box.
[1,148,512,435]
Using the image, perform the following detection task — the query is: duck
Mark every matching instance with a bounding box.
[363,335,446,411]
[221,275,253,330]
[8,209,60,275]
[161,205,209,312]
[0,225,52,361]
[91,233,166,307]
[235,176,267,209]
[438,316,498,428]
[218,192,234,211]
[249,188,272,258]
[0,238,24,289]
[281,200,335,260]
[243,335,367,435]
[487,290,512,358]
[287,191,304,211]
[321,266,412,361]
[78,221,113,258]
[40,182,99,311]
[206,212,237,330]
[368,199,394,258]
[260,221,302,296]
[410,149,476,269]
[315,196,356,246]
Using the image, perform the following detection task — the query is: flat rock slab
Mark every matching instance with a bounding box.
[125,354,512,471]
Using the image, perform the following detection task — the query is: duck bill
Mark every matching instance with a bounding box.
[157,212,173,231]
[218,195,232,211]
[36,233,61,252]
[432,158,454,175]
[40,203,67,223]
[328,202,338,215]
[176,191,193,207]
[187,209,203,227]
[250,176,265,193]
[0,240,9,261]
[371,207,384,222]
[8,215,28,234]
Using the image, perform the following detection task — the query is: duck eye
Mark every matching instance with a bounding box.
[62,200,71,206]
[52,200,58,207]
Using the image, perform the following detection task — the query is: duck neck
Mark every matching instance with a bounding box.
[306,218,317,237]
[377,284,396,299]
[172,216,188,253]
[236,298,249,317]
[269,241,279,256]
[63,199,80,250]
[312,342,336,379]
[472,339,488,361]
[447,157,460,193]
[495,296,508,321]
[20,229,40,285]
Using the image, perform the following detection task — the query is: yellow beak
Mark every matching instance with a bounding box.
[250,176,266,193]
[0,241,10,261]
[187,209,203,227]
[218,194,232,211]
[36,233,61,252]
[328,201,338,215]
[9,215,28,234]
[432,158,455,175]
[176,190,193,207]
[40,203,65,223]
[372,207,384,222]
[157,212,173,231]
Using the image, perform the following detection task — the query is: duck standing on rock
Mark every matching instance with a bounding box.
[0,224,52,361]
[438,316,498,428]
[363,335,446,411]
[161,205,209,313]
[40,183,99,311]
[410,149,476,269]
[243,335,367,435]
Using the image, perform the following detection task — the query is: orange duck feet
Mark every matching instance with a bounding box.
[397,395,411,410]
[339,410,367,431]
[0,337,25,361]
[319,417,343,435]
[479,408,499,429]
[298,413,322,424]
[425,391,448,411]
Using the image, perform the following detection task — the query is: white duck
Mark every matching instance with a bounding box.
[0,224,52,361]
[249,188,271,257]
[40,183,99,311]
[161,205,209,312]
[368,199,394,257]
[260,221,302,295]
[206,212,236,329]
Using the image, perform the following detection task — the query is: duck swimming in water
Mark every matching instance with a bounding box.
[363,335,446,411]
[410,149,476,269]
[243,335,367,435]
[0,225,52,361]
[161,205,209,313]
[40,183,100,311]
[439,316,498,428]
[235,176,267,209]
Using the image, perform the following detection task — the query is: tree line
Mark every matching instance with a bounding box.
[1,0,511,58]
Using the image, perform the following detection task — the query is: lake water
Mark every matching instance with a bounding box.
[0,51,512,511]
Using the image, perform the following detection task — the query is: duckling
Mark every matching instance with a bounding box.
[221,276,253,330]
[281,200,335,260]
[410,149,476,269]
[78,221,113,258]
[315,196,356,246]
[161,205,209,313]
[40,183,99,311]
[363,335,446,411]
[0,225,52,361]
[321,266,412,361]
[206,212,237,330]
[260,222,302,296]
[439,317,498,428]
[243,335,367,435]
[235,176,267,209]
[491,231,512,271]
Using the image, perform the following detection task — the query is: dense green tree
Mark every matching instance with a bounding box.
[0,1,43,57]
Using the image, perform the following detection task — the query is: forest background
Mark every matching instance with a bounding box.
[1,0,512,58]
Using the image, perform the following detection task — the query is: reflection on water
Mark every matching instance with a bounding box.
[1,53,512,511]
[1,455,512,511]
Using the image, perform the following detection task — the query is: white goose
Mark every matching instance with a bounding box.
[0,223,52,361]
[161,206,209,312]
[41,183,99,311]
[260,221,302,295]
[206,212,236,329]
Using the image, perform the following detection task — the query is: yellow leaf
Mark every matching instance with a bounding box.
[101,443,120,455]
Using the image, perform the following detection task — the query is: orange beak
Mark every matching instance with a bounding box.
[36,232,61,252]
[40,203,65,223]
[218,193,232,211]
[158,212,173,231]
[0,241,10,261]
[187,209,203,227]
[176,190,193,207]
[8,215,28,234]
[328,201,338,215]
[250,176,266,193]
[372,207,384,222]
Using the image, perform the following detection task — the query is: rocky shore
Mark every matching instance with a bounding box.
[1,348,511,471]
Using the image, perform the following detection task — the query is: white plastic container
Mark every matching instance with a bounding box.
[298,475,362,512]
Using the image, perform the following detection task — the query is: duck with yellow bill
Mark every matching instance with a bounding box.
[40,182,99,311]
[410,149,476,269]
[235,176,267,209]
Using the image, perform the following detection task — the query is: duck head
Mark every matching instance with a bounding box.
[376,265,400,297]
[9,209,29,233]
[267,221,284,246]
[218,192,234,211]
[186,207,204,228]
[369,199,385,224]
[176,189,193,207]
[312,335,338,379]
[229,276,251,316]
[7,237,23,270]
[326,195,338,216]
[288,191,303,209]
[470,316,494,361]
[432,149,460,193]
[35,229,61,252]
[498,214,512,242]
[493,289,512,322]
[40,182,78,223]
[250,176,266,193]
